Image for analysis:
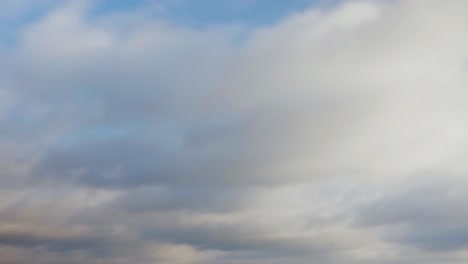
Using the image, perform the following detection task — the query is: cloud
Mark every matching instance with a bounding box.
[1,0,468,263]
[355,176,468,252]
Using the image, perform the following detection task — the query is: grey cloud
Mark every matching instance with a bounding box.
[112,185,255,213]
[31,117,247,188]
[356,177,468,227]
[11,1,377,190]
[0,230,112,254]
[397,225,468,252]
[2,0,468,263]
[355,176,468,252]
[141,223,346,259]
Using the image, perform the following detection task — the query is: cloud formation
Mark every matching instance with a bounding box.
[1,0,468,263]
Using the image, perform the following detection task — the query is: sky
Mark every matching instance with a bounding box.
[1,0,468,263]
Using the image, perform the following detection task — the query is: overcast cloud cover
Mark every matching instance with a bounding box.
[1,0,468,263]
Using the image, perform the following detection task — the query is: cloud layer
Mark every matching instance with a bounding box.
[1,0,468,263]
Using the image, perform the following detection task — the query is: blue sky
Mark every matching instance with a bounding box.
[94,0,323,26]
[0,0,333,46]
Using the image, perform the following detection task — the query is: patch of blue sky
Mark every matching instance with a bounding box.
[0,2,58,48]
[92,0,323,27]
[0,0,331,47]
[92,0,146,16]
